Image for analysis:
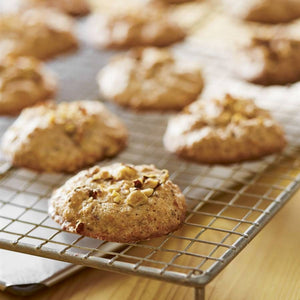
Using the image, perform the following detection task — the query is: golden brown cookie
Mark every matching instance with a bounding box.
[26,0,90,16]
[49,163,186,242]
[0,8,78,60]
[156,0,196,4]
[163,94,286,164]
[85,5,186,49]
[98,47,203,111]
[235,35,300,85]
[1,101,128,172]
[222,0,300,24]
[0,56,56,115]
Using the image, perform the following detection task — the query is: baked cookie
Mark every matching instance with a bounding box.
[156,0,196,4]
[27,0,90,16]
[49,163,186,242]
[98,47,203,111]
[163,94,286,164]
[0,56,56,115]
[0,8,78,60]
[1,101,128,172]
[85,6,186,49]
[235,35,300,85]
[222,0,300,24]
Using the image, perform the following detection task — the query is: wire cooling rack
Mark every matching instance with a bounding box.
[0,14,300,300]
[0,97,300,299]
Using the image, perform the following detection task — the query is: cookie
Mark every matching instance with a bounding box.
[49,163,187,242]
[235,35,300,85]
[98,47,203,111]
[1,101,128,172]
[0,56,56,115]
[0,8,78,60]
[163,94,286,164]
[27,0,90,16]
[85,5,185,49]
[156,0,196,4]
[222,0,300,24]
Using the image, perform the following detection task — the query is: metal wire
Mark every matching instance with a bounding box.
[0,97,299,287]
[0,9,300,289]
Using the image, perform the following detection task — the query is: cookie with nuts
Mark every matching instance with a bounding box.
[1,101,128,172]
[0,8,78,60]
[26,0,90,16]
[221,0,300,24]
[163,94,286,164]
[49,163,186,242]
[234,35,300,85]
[85,5,185,49]
[98,47,203,111]
[0,56,56,115]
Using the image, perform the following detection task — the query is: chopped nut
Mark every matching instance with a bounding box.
[100,170,111,180]
[143,178,159,189]
[145,174,158,178]
[89,166,100,175]
[160,169,169,183]
[111,190,121,203]
[89,189,99,199]
[133,178,143,189]
[75,222,84,234]
[219,112,231,124]
[92,169,111,181]
[93,173,102,181]
[126,190,148,207]
[116,165,137,180]
[142,188,154,197]
[87,197,94,202]
[108,186,119,193]
[232,113,244,123]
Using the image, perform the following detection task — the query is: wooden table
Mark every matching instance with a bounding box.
[0,189,299,300]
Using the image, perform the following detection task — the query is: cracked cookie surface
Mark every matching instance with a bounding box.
[1,100,128,172]
[222,0,300,23]
[49,163,186,242]
[85,5,185,49]
[163,94,286,164]
[27,0,90,16]
[0,56,56,115]
[98,47,203,110]
[0,8,78,60]
[235,35,300,85]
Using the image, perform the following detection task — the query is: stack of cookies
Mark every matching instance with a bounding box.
[0,0,292,243]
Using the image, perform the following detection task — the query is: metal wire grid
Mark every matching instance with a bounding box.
[0,7,300,294]
[0,99,299,289]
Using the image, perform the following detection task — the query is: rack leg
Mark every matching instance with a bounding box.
[194,287,205,300]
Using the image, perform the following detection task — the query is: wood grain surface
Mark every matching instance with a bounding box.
[0,189,299,300]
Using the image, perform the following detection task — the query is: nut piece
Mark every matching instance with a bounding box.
[93,170,111,181]
[100,170,111,180]
[232,113,244,123]
[126,190,148,207]
[116,165,137,180]
[160,170,169,183]
[143,178,159,189]
[133,178,143,189]
[142,188,154,197]
[111,190,121,203]
[75,222,84,234]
